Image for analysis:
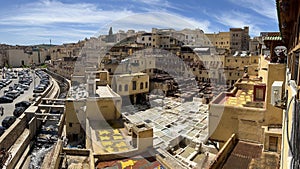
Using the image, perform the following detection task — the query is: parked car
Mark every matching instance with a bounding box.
[13,107,26,117]
[16,87,24,94]
[2,116,16,129]
[5,90,20,99]
[0,126,5,136]
[15,101,31,108]
[0,82,6,87]
[20,84,29,90]
[33,87,44,93]
[4,93,16,100]
[33,93,42,98]
[0,96,13,103]
[3,88,10,93]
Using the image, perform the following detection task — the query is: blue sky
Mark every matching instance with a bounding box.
[0,0,279,45]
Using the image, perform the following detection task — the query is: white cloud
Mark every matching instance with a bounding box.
[0,0,212,44]
[133,0,181,11]
[0,0,133,26]
[213,10,263,36]
[228,0,277,21]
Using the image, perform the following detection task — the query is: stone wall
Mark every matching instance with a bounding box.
[209,134,238,169]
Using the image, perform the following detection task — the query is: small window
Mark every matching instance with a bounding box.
[119,84,122,92]
[125,84,128,91]
[229,72,232,76]
[69,123,73,127]
[140,82,144,89]
[145,82,148,88]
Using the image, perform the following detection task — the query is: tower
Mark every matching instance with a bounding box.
[109,27,113,35]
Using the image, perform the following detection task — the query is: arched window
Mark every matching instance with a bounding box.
[132,81,136,90]
[119,84,122,92]
[125,84,128,91]
[140,82,144,89]
[145,82,148,88]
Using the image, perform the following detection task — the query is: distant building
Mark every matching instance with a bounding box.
[206,32,231,50]
[208,32,286,168]
[230,26,250,52]
[6,47,48,67]
[111,73,150,105]
[205,26,250,54]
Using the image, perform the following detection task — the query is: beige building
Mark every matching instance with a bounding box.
[49,41,85,60]
[177,28,210,46]
[209,51,285,150]
[66,70,122,142]
[230,26,250,53]
[151,28,209,48]
[111,73,149,105]
[7,48,48,67]
[205,26,250,54]
[206,32,231,50]
[47,56,79,79]
[62,69,154,168]
[277,0,300,168]
[137,33,153,47]
[249,36,261,56]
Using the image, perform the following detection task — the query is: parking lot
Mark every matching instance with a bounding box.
[0,69,40,122]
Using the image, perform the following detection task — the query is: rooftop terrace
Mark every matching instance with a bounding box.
[211,76,266,109]
[96,153,162,169]
[222,141,280,169]
[88,120,133,154]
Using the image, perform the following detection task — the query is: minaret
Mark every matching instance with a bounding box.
[109,27,113,35]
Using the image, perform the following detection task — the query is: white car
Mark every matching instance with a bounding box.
[16,87,24,94]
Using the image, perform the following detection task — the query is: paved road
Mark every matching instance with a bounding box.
[0,69,40,122]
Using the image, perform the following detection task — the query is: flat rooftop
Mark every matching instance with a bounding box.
[122,98,209,149]
[88,120,132,154]
[68,84,120,99]
[94,128,131,153]
[222,141,280,169]
[224,89,254,107]
[115,72,147,77]
[212,89,265,109]
[96,85,120,98]
[96,154,162,169]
